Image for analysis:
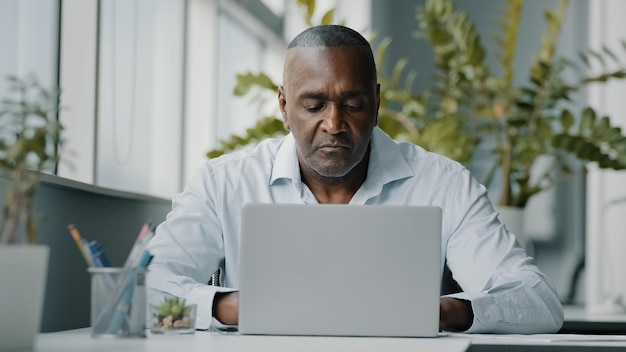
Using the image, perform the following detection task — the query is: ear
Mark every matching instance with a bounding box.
[278,86,290,130]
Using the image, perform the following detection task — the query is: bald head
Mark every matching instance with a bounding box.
[285,25,377,83]
[288,25,371,49]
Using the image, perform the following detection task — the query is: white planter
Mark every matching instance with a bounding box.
[496,206,530,252]
[0,245,49,351]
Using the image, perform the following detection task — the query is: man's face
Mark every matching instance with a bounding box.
[279,46,380,179]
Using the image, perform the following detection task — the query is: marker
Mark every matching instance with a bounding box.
[89,240,112,267]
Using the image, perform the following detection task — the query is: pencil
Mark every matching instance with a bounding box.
[68,224,92,266]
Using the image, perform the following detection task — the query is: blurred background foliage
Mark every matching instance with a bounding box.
[0,75,62,244]
[208,0,626,207]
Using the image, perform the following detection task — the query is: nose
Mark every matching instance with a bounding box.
[321,103,346,134]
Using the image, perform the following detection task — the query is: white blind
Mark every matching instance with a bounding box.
[586,0,626,314]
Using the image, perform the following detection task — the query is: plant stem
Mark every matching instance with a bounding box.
[574,68,626,88]
[498,135,514,206]
[0,167,37,244]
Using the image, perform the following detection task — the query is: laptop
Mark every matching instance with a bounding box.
[238,204,442,337]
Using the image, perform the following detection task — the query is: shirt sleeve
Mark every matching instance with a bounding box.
[443,169,564,334]
[146,163,235,329]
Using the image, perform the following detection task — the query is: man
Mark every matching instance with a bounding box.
[147,25,563,333]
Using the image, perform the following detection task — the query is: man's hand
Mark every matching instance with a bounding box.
[212,293,473,329]
[439,297,473,332]
[213,291,239,325]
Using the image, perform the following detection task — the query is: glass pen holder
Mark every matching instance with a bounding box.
[88,267,147,338]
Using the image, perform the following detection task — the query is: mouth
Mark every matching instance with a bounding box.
[317,144,350,151]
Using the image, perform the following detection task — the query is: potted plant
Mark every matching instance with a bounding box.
[208,0,626,242]
[0,75,62,350]
[408,0,626,244]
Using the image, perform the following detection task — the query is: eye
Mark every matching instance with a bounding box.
[304,105,323,113]
[302,100,324,113]
[343,101,364,112]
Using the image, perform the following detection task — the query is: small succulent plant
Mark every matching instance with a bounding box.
[151,296,195,332]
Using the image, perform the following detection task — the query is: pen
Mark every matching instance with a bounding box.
[68,224,92,266]
[123,222,152,268]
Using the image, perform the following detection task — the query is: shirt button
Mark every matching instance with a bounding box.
[517,314,523,321]
[483,311,489,318]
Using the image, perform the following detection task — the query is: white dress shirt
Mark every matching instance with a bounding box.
[147,127,564,333]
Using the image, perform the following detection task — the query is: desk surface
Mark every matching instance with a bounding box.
[34,328,626,352]
[562,305,626,334]
[35,329,469,352]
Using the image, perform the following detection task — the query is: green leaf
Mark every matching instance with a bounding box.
[588,49,607,68]
[515,101,533,112]
[296,0,316,24]
[559,109,574,133]
[535,118,553,139]
[551,134,568,149]
[207,150,223,159]
[206,117,285,158]
[403,70,418,93]
[592,115,611,139]
[602,45,620,63]
[233,72,278,96]
[307,0,316,19]
[543,11,557,32]
[320,8,335,25]
[374,37,392,70]
[578,107,596,135]
[391,58,408,84]
[429,29,451,43]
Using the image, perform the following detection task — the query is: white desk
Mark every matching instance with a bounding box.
[562,305,626,334]
[34,328,626,352]
[34,329,469,352]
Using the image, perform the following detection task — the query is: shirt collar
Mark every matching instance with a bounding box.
[270,132,300,185]
[269,127,414,189]
[367,126,414,187]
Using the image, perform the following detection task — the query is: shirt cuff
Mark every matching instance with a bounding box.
[186,286,237,330]
[444,291,500,333]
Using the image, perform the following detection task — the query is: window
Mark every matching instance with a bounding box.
[96,0,185,198]
[0,0,59,123]
[3,0,371,199]
[213,0,286,149]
